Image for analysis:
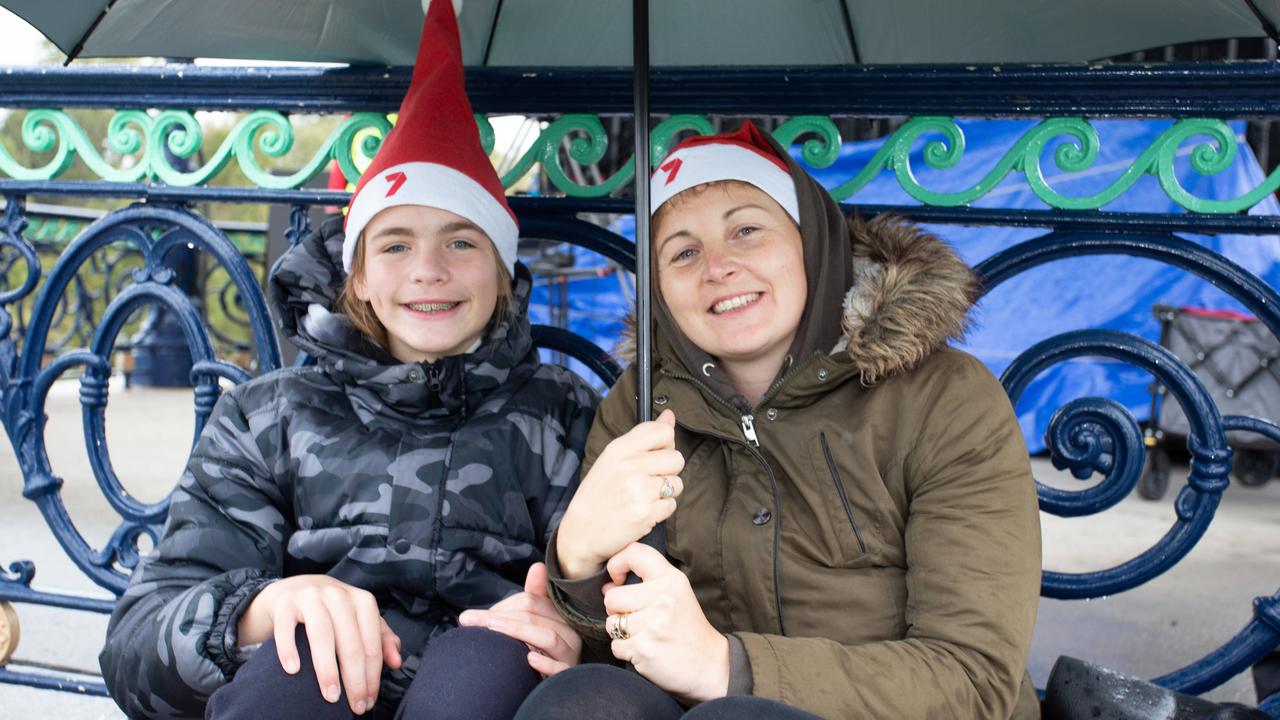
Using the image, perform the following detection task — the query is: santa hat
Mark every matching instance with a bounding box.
[342,0,518,275]
[650,121,799,223]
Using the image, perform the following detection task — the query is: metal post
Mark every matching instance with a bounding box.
[633,0,652,425]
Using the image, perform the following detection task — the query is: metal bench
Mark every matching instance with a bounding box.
[1,62,1278,715]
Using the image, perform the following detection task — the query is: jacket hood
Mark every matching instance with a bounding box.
[269,214,538,429]
[625,213,979,389]
[835,213,979,385]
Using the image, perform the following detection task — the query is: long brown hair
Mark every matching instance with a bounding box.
[338,233,514,354]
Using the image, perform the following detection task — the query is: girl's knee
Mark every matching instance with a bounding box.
[207,631,352,720]
[427,625,528,660]
[415,626,538,684]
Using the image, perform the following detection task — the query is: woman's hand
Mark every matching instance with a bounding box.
[602,543,730,704]
[555,409,685,579]
[458,563,583,676]
[237,574,401,716]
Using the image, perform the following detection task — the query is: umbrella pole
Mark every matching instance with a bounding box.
[632,0,667,563]
[633,0,653,426]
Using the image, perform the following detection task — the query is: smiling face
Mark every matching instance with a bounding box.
[350,204,505,364]
[654,181,806,382]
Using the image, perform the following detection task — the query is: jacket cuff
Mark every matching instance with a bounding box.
[547,567,609,619]
[726,633,754,695]
[734,632,782,701]
[545,526,610,641]
[205,572,278,678]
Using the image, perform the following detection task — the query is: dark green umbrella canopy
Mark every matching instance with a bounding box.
[3,0,1277,66]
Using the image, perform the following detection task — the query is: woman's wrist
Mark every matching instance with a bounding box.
[554,518,605,580]
[683,632,731,704]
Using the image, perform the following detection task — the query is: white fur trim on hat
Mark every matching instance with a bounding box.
[650,143,799,223]
[343,161,519,275]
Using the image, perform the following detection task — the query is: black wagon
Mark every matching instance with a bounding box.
[1140,304,1280,500]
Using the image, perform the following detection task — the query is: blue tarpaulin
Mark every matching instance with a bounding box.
[534,119,1280,452]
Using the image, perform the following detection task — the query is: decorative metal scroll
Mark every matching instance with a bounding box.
[0,202,281,595]
[977,231,1280,698]
[1,216,267,359]
[4,111,1280,214]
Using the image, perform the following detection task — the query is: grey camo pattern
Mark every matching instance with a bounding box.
[99,216,599,719]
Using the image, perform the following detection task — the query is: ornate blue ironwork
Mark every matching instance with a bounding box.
[1,62,1278,714]
[3,203,282,593]
[1002,330,1231,599]
[979,234,1280,702]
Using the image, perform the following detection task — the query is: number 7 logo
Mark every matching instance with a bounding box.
[384,171,408,197]
[659,158,683,186]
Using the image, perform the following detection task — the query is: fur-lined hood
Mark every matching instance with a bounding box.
[835,214,980,385]
[624,213,979,387]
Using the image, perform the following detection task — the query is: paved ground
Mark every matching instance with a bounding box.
[2,376,1278,716]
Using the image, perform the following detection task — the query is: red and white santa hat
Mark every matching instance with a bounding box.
[650,121,799,222]
[342,0,518,274]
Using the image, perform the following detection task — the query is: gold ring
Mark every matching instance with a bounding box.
[606,613,632,640]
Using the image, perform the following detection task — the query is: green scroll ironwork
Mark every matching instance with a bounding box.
[2,109,1278,214]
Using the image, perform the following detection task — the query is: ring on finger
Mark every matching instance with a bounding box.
[659,477,675,499]
[606,613,632,640]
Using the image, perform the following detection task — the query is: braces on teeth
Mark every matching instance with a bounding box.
[408,302,457,312]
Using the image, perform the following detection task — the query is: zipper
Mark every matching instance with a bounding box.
[740,414,760,446]
[660,369,787,636]
[820,432,867,554]
[426,364,442,392]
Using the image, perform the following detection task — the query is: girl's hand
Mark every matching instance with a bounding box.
[237,574,401,716]
[555,409,685,579]
[458,563,582,676]
[603,543,730,704]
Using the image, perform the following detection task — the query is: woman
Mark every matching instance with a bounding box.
[98,3,594,718]
[492,122,1042,719]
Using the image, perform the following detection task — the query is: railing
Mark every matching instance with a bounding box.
[0,62,1277,713]
[0,202,268,364]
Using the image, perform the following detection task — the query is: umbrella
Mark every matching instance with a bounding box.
[6,0,1280,546]
[4,0,1279,67]
[8,0,1280,414]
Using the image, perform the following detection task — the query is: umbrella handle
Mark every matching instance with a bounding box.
[628,0,664,589]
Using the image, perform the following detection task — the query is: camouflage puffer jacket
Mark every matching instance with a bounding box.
[99,216,599,719]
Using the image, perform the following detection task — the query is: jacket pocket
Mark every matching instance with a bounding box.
[820,431,867,554]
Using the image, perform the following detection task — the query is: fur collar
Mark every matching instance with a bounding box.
[834,214,979,385]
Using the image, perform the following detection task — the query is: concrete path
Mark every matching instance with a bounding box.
[2,376,1278,716]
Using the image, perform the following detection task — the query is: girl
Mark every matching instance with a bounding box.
[493,122,1043,719]
[99,3,595,719]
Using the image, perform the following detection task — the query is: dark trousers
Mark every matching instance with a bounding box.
[207,626,541,720]
[513,664,823,720]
